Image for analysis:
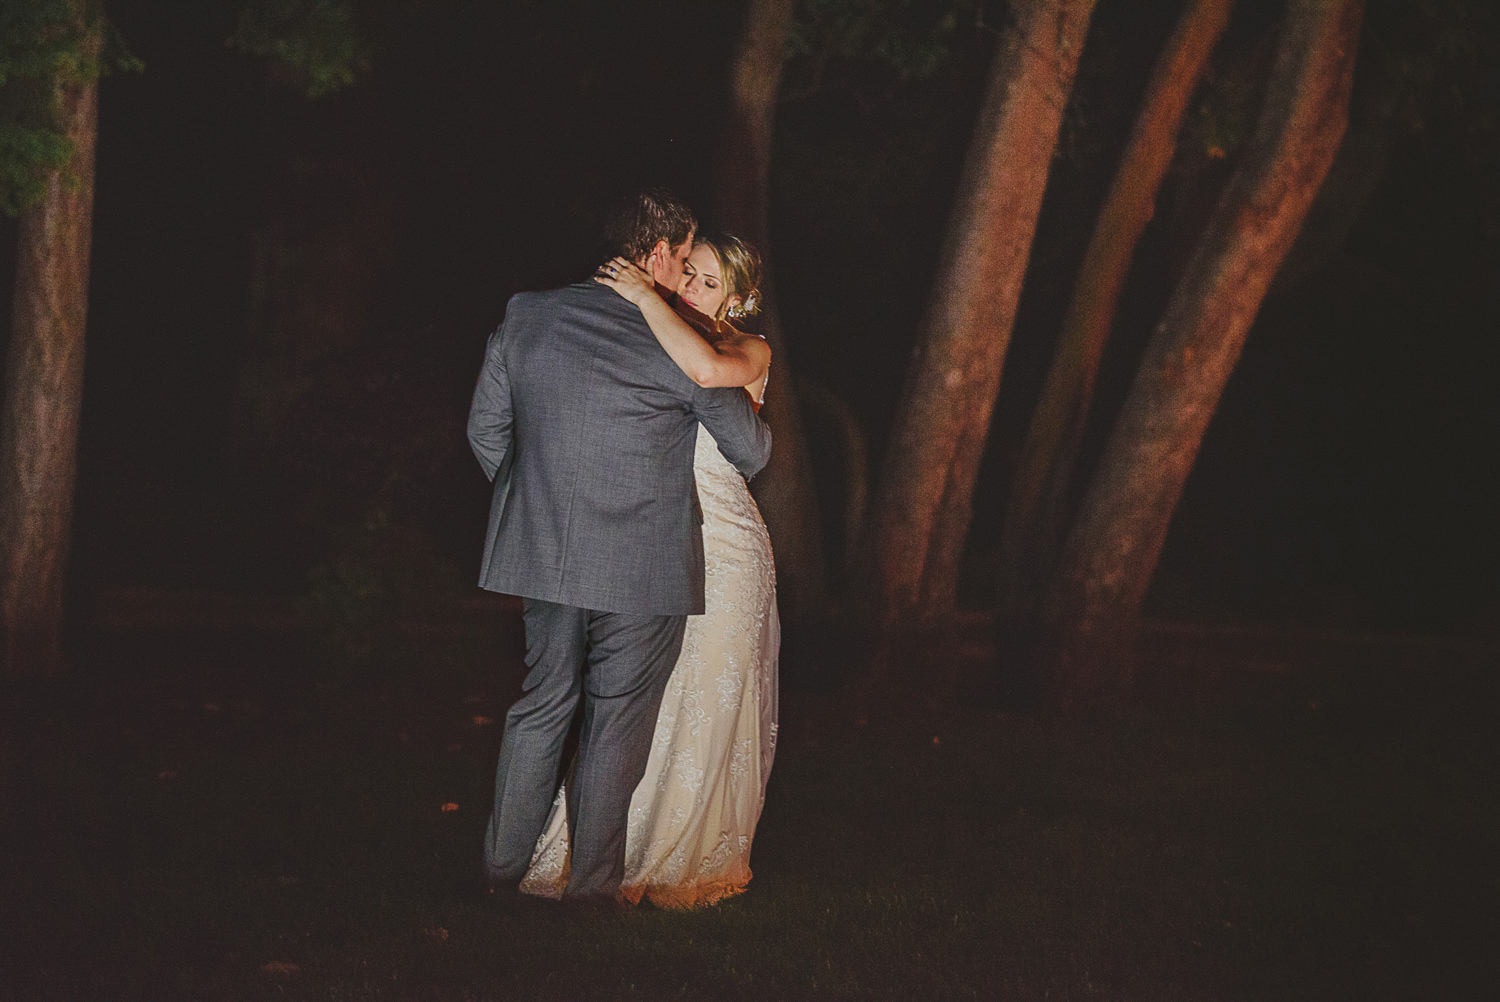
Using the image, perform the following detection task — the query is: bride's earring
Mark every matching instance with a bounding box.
[726,289,759,321]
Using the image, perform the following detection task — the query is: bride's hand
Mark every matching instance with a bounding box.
[594,256,658,306]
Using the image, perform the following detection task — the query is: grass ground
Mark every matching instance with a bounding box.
[1,607,1495,1000]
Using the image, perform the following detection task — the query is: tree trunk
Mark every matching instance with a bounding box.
[714,0,829,623]
[0,7,101,679]
[861,0,1097,639]
[996,0,1233,654]
[1042,0,1364,704]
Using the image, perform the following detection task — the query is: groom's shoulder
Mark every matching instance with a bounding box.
[504,284,569,314]
[554,280,631,314]
[508,281,631,320]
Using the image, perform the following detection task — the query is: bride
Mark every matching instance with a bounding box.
[519,233,780,909]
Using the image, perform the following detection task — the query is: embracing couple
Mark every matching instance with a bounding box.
[466,187,780,911]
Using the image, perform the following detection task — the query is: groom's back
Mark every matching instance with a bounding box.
[482,281,708,616]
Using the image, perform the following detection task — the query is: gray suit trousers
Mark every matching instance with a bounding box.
[483,598,685,899]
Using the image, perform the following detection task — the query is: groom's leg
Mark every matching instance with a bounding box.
[483,598,587,883]
[564,610,686,900]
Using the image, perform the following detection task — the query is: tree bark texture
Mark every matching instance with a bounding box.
[862,0,1097,633]
[996,0,1234,635]
[714,0,829,622]
[1043,0,1364,703]
[0,10,101,679]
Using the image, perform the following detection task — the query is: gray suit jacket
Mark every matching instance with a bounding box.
[468,281,772,616]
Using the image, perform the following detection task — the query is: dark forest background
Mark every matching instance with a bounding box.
[3,0,1496,651]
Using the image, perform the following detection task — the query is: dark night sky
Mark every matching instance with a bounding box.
[2,0,1496,639]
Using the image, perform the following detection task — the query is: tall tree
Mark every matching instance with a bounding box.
[0,0,102,678]
[713,0,829,623]
[1041,0,1365,704]
[996,0,1234,651]
[860,0,1097,640]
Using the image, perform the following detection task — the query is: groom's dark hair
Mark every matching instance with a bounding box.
[602,187,697,264]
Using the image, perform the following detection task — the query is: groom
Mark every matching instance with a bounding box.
[467,187,772,906]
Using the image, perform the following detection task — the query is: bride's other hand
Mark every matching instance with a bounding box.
[594,256,658,306]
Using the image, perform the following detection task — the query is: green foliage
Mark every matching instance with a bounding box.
[789,0,957,77]
[0,0,81,215]
[1182,0,1500,168]
[0,0,137,216]
[0,1,82,87]
[785,0,1003,100]
[0,119,69,216]
[229,0,370,98]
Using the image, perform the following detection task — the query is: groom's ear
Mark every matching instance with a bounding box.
[639,240,669,283]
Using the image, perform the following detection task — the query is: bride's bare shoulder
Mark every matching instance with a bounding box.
[719,321,768,349]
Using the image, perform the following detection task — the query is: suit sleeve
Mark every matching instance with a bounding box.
[691,383,773,479]
[467,321,513,481]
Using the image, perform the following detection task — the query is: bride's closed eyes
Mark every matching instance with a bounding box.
[678,243,731,316]
[683,263,718,291]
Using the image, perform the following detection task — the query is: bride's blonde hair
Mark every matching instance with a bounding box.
[697,233,762,321]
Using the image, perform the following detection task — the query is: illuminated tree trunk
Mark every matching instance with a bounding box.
[861,0,1097,637]
[0,6,100,679]
[1043,0,1364,703]
[996,0,1234,650]
[714,0,829,623]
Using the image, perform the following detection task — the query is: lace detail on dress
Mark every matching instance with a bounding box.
[520,423,780,908]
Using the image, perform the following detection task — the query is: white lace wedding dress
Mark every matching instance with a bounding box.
[519,422,780,908]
